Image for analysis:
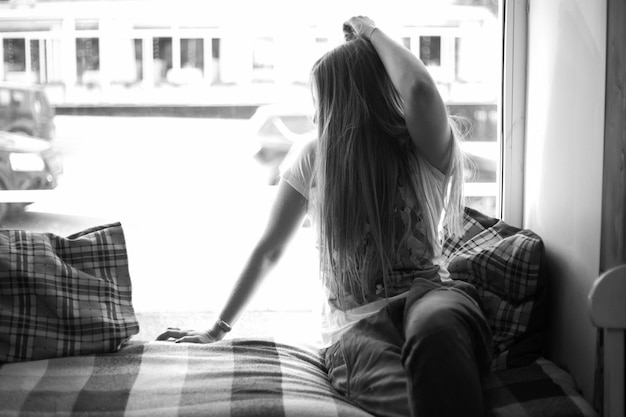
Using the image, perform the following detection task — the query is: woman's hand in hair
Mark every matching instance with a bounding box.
[343,16,377,41]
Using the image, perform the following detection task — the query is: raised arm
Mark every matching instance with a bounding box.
[157,179,307,343]
[344,16,452,173]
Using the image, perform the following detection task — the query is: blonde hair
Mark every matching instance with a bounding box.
[310,38,466,305]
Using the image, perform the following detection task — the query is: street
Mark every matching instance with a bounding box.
[4,115,320,313]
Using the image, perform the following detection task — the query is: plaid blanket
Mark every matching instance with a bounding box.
[0,223,138,363]
[0,339,373,417]
[484,358,598,417]
[0,339,596,417]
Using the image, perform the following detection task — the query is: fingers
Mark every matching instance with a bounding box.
[156,328,216,344]
[175,335,202,344]
[343,16,376,40]
[343,23,356,41]
[155,327,185,341]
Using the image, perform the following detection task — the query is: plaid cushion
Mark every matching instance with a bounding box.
[442,207,548,370]
[0,222,139,363]
[483,358,598,417]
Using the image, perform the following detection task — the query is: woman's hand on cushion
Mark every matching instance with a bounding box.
[156,327,222,343]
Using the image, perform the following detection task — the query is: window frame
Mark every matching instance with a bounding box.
[500,0,528,227]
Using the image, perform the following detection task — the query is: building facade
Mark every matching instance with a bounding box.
[0,0,499,106]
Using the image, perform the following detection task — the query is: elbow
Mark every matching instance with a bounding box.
[265,246,284,265]
[408,77,438,106]
[254,240,285,269]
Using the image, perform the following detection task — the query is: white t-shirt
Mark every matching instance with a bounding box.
[281,139,451,346]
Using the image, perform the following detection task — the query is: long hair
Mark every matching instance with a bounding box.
[310,37,465,305]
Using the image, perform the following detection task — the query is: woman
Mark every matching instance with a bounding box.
[158,16,493,417]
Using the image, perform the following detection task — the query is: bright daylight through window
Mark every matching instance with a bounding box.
[0,0,502,330]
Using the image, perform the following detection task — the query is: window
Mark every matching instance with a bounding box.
[0,1,504,324]
[132,39,143,83]
[211,38,221,84]
[153,37,172,84]
[29,39,40,82]
[181,38,203,74]
[419,36,441,66]
[76,37,99,85]
[3,38,25,73]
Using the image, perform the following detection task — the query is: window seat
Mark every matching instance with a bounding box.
[0,210,601,416]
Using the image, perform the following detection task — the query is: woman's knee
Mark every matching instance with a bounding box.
[404,291,470,339]
[402,289,492,371]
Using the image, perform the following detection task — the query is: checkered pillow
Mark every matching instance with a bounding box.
[442,208,547,371]
[0,222,139,363]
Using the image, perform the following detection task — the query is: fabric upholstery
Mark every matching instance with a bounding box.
[0,339,374,417]
[0,222,138,363]
[442,207,548,370]
[0,339,598,417]
[483,358,598,417]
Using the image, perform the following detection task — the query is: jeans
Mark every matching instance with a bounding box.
[322,279,493,417]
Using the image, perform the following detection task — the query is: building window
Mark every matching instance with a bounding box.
[76,37,99,86]
[180,38,204,82]
[419,36,441,66]
[211,38,221,84]
[153,37,172,85]
[3,38,26,73]
[133,39,143,83]
[30,40,40,82]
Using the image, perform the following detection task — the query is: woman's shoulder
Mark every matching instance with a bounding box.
[279,138,317,195]
[300,138,317,158]
[282,138,317,171]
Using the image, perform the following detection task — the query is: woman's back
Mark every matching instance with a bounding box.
[306,37,464,311]
[282,136,450,311]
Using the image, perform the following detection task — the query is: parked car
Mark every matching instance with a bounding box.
[0,131,63,220]
[249,103,498,185]
[248,103,316,184]
[0,83,56,141]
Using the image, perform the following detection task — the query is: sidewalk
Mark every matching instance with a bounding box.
[48,83,312,119]
[54,104,259,119]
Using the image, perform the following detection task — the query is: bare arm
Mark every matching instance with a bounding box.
[157,179,308,343]
[344,16,452,173]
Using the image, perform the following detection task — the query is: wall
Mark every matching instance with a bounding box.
[601,0,626,272]
[523,0,606,403]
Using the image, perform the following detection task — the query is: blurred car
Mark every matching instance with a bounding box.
[0,131,63,219]
[0,83,56,141]
[248,104,316,184]
[249,103,498,185]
